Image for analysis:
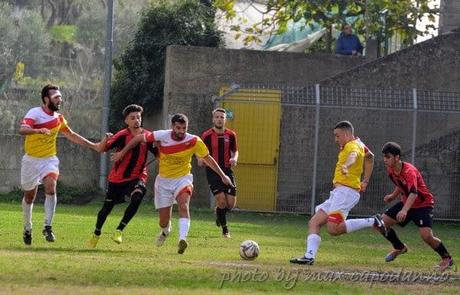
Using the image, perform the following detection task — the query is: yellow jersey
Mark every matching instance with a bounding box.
[332,138,365,190]
[145,130,209,178]
[20,107,69,158]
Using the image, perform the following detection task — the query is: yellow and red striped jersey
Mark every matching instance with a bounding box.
[20,107,69,158]
[145,130,209,178]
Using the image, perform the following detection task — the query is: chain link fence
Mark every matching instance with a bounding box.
[215,84,460,221]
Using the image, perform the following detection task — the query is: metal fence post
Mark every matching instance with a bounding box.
[311,84,321,216]
[411,88,417,165]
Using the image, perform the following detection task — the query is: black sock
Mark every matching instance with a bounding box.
[117,192,143,231]
[95,201,115,235]
[385,228,405,250]
[434,242,451,259]
[216,207,227,227]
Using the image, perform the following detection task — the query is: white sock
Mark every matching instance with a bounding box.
[44,194,57,227]
[22,198,33,231]
[345,218,374,233]
[178,218,190,241]
[305,234,321,259]
[161,221,171,236]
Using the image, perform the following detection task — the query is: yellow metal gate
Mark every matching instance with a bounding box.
[220,88,281,211]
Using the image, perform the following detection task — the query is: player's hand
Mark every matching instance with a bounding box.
[105,132,113,139]
[383,194,395,204]
[111,151,124,162]
[222,175,234,187]
[341,165,349,175]
[229,157,237,167]
[396,210,407,223]
[360,181,368,192]
[37,128,51,135]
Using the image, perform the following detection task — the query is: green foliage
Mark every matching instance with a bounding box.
[217,0,438,51]
[50,25,77,44]
[110,0,222,130]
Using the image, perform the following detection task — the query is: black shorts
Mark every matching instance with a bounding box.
[206,168,236,196]
[385,201,434,228]
[106,179,146,204]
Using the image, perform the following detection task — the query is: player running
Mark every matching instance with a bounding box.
[88,104,158,248]
[111,113,233,254]
[378,142,454,272]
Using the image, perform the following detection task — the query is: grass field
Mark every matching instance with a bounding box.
[0,201,459,294]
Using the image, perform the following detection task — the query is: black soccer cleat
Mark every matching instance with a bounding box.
[289,256,314,265]
[23,229,32,246]
[373,214,387,236]
[42,226,56,242]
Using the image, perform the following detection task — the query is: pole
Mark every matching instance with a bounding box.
[99,0,115,190]
[311,84,320,216]
[411,88,417,164]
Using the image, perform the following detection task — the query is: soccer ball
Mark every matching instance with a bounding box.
[239,240,259,260]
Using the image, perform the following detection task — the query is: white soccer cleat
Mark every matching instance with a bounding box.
[155,232,168,247]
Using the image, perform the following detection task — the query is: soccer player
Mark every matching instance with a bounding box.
[290,120,386,265]
[88,104,159,248]
[199,108,238,238]
[111,113,233,254]
[19,84,99,245]
[378,142,454,271]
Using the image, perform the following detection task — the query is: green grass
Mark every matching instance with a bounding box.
[0,202,459,294]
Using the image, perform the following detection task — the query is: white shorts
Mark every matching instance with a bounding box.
[21,155,59,191]
[315,186,360,223]
[154,174,193,209]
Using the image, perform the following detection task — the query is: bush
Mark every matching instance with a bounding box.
[110,0,222,130]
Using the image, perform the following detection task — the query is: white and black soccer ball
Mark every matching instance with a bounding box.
[239,240,259,260]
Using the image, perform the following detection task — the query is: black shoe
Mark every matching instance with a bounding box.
[222,226,230,238]
[42,226,55,242]
[373,214,387,236]
[23,229,32,246]
[290,256,314,265]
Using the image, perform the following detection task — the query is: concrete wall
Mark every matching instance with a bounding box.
[321,30,460,92]
[440,0,460,34]
[0,135,100,193]
[163,46,367,207]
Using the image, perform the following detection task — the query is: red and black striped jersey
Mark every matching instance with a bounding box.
[387,162,435,208]
[105,128,157,183]
[201,128,238,169]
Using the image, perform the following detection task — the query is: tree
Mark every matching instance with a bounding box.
[110,0,222,130]
[215,0,439,51]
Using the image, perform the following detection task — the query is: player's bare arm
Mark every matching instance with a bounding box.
[396,193,417,222]
[201,155,234,187]
[230,150,239,166]
[19,126,51,135]
[111,133,144,162]
[384,187,401,203]
[360,150,374,192]
[61,128,98,151]
[341,151,358,175]
[94,133,113,153]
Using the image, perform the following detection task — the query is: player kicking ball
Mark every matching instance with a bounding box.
[290,121,386,265]
[377,142,454,272]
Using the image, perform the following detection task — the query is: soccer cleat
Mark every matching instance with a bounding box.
[155,231,168,247]
[42,226,55,242]
[23,229,32,246]
[289,256,315,265]
[222,227,230,238]
[385,245,408,262]
[437,257,454,272]
[88,234,100,248]
[111,230,123,244]
[373,214,387,236]
[177,239,188,254]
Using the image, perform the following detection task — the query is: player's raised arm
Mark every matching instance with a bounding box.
[111,133,145,162]
[61,127,98,151]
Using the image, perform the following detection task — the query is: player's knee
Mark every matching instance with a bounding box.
[178,202,189,213]
[130,190,144,204]
[326,223,342,236]
[420,231,434,243]
[99,201,114,216]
